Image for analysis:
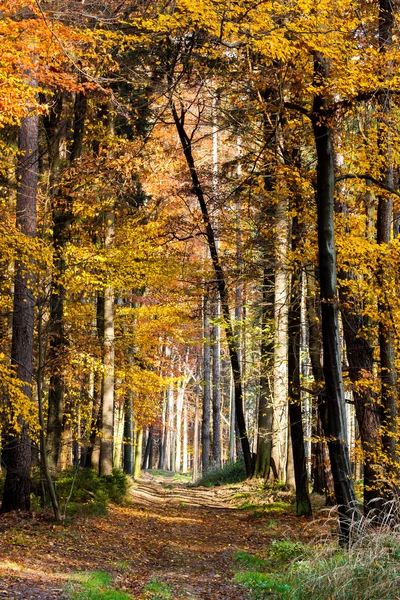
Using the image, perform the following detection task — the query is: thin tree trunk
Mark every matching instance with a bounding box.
[182,404,188,474]
[171,101,252,475]
[37,304,61,520]
[99,215,115,476]
[288,217,312,516]
[158,391,167,470]
[272,198,289,482]
[312,53,360,543]
[1,114,38,513]
[212,292,222,469]
[253,267,274,479]
[202,294,211,473]
[175,382,185,473]
[134,428,143,479]
[377,0,398,480]
[46,90,86,469]
[193,392,200,481]
[166,383,174,471]
[123,393,133,475]
[306,268,335,504]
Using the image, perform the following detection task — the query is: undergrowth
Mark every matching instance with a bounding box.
[66,570,131,600]
[194,460,247,487]
[235,503,400,600]
[53,468,128,517]
[143,578,172,599]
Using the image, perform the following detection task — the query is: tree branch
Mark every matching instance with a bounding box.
[335,173,400,197]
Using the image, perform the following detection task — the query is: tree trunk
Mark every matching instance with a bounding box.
[202,294,211,473]
[193,392,200,481]
[288,218,312,516]
[158,392,167,470]
[212,293,222,469]
[306,267,335,504]
[171,102,252,475]
[377,0,398,480]
[134,428,143,479]
[312,53,360,543]
[46,90,86,469]
[99,215,115,476]
[175,382,185,472]
[182,404,188,474]
[1,114,38,513]
[272,198,289,482]
[123,394,133,475]
[253,267,274,479]
[142,426,154,470]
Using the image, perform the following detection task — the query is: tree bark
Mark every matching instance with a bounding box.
[202,293,211,473]
[211,292,222,469]
[134,428,143,479]
[99,215,115,476]
[306,267,335,504]
[312,53,360,543]
[123,393,133,475]
[272,198,289,482]
[1,114,38,513]
[288,215,312,516]
[253,267,274,479]
[377,0,398,480]
[171,102,252,475]
[46,90,86,469]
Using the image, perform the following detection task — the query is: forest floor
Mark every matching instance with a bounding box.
[0,473,329,600]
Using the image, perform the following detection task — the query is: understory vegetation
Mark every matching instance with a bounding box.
[66,571,131,600]
[32,468,128,517]
[235,510,400,600]
[194,460,248,487]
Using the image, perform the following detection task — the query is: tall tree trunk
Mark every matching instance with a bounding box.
[288,216,312,516]
[134,428,143,479]
[182,404,188,474]
[212,292,222,469]
[312,54,360,543]
[272,198,289,482]
[99,215,115,476]
[158,391,167,470]
[306,268,335,504]
[193,392,200,481]
[165,383,174,471]
[1,113,38,513]
[123,393,133,475]
[142,427,154,470]
[175,382,185,472]
[46,90,87,469]
[202,293,211,473]
[253,266,274,479]
[377,0,397,480]
[171,102,252,475]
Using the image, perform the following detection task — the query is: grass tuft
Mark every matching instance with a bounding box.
[235,500,400,599]
[194,460,247,487]
[55,468,128,517]
[143,578,172,599]
[66,570,131,600]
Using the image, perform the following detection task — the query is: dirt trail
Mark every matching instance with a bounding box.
[0,473,315,600]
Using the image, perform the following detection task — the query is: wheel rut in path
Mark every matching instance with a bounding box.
[0,473,311,599]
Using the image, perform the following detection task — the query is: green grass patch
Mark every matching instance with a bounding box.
[195,460,247,487]
[235,572,291,599]
[235,527,400,599]
[143,578,172,599]
[235,551,270,570]
[54,468,128,517]
[67,570,131,600]
[239,499,292,516]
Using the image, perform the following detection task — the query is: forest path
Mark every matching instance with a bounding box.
[0,472,317,600]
